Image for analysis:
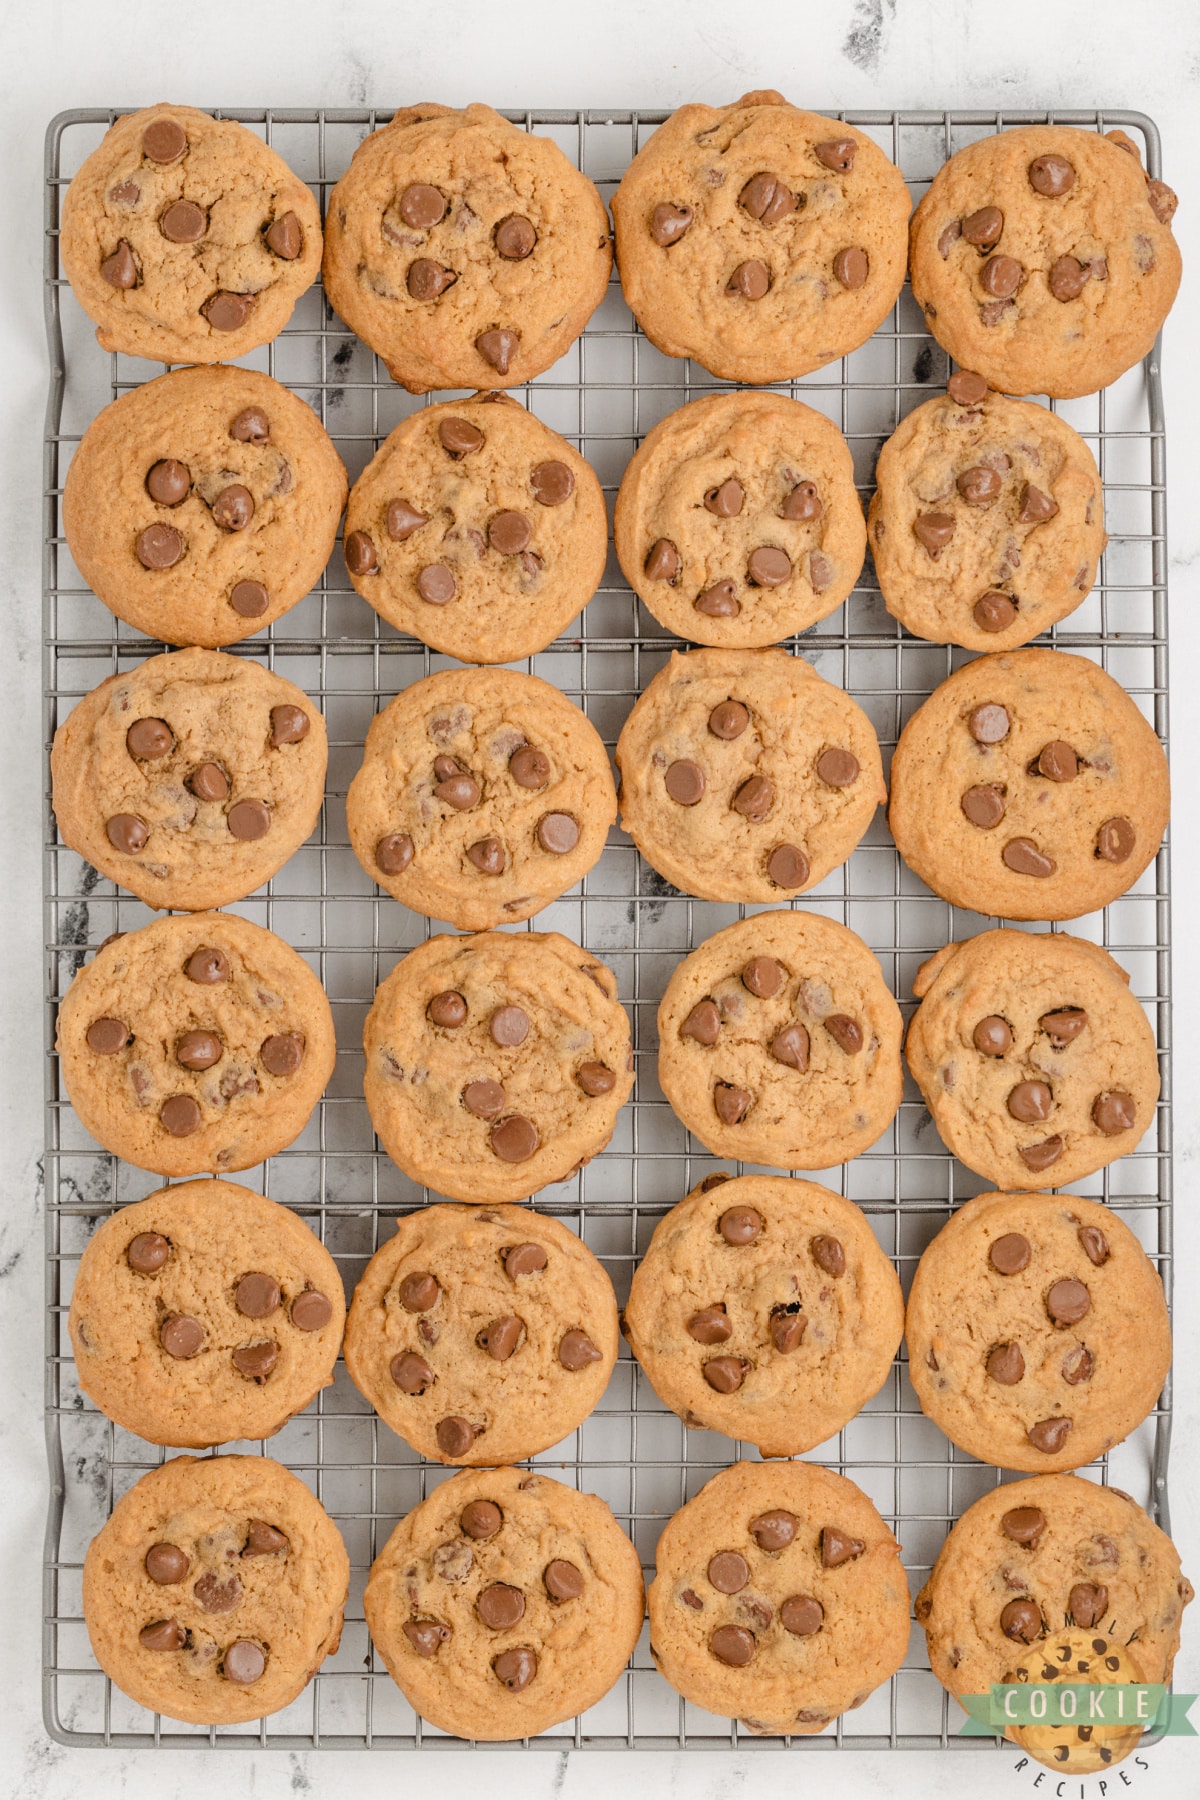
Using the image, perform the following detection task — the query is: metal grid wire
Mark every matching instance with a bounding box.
[42,106,1172,1752]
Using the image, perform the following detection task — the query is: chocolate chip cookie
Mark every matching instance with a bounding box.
[341,392,607,664]
[611,90,910,384]
[363,931,633,1204]
[656,911,903,1169]
[648,1460,909,1735]
[613,391,867,648]
[623,1174,902,1455]
[51,648,328,911]
[869,377,1105,651]
[909,126,1181,399]
[364,1465,644,1740]
[906,1190,1170,1473]
[344,1204,617,1465]
[69,1180,344,1446]
[907,930,1159,1190]
[1002,1627,1148,1773]
[60,104,322,366]
[615,647,884,899]
[83,1454,348,1725]
[347,667,615,929]
[323,103,611,393]
[915,1474,1192,1769]
[56,913,336,1178]
[63,367,348,649]
[888,649,1169,921]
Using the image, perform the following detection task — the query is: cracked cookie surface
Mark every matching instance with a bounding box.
[613,391,866,647]
[648,1460,909,1735]
[63,367,347,649]
[363,930,634,1203]
[61,104,322,365]
[887,648,1169,921]
[615,646,884,899]
[907,930,1159,1190]
[69,1180,344,1446]
[51,647,328,911]
[906,1190,1170,1473]
[364,1464,644,1740]
[656,911,903,1169]
[83,1454,348,1725]
[57,913,336,1177]
[347,668,615,929]
[344,1204,617,1465]
[323,103,612,393]
[623,1174,902,1455]
[612,91,910,384]
[909,126,1181,399]
[869,381,1105,651]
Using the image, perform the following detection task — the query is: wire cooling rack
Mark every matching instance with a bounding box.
[42,106,1172,1752]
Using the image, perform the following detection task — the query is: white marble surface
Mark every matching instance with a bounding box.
[3,2,1200,1794]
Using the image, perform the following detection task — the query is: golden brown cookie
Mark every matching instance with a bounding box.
[907,931,1160,1189]
[341,393,607,663]
[648,1460,909,1734]
[613,392,866,648]
[51,648,328,911]
[656,911,903,1169]
[83,1455,348,1725]
[364,1465,644,1739]
[623,1174,902,1455]
[915,1474,1192,1769]
[615,647,884,900]
[63,367,347,649]
[61,104,322,365]
[888,649,1169,921]
[612,91,910,384]
[869,379,1105,651]
[344,1204,617,1465]
[56,913,335,1178]
[69,1181,344,1447]
[346,666,616,929]
[905,1191,1170,1473]
[909,126,1181,399]
[1003,1627,1146,1773]
[363,931,634,1203]
[323,103,612,393]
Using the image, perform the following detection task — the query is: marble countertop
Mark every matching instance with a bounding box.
[4,2,1199,1795]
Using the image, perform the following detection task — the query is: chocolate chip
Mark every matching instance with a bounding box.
[476,328,519,375]
[1030,740,1079,784]
[714,1083,751,1125]
[962,206,1004,250]
[464,837,505,879]
[1148,179,1178,225]
[1004,839,1057,878]
[767,844,809,888]
[703,1356,746,1394]
[544,1559,583,1602]
[986,1341,1025,1384]
[145,1543,189,1583]
[740,172,795,225]
[380,499,428,546]
[687,1305,731,1345]
[727,259,770,299]
[145,459,191,508]
[824,1015,863,1055]
[781,1595,824,1636]
[535,811,578,857]
[650,202,694,245]
[748,1511,798,1553]
[708,1551,750,1594]
[781,480,822,521]
[557,1329,602,1372]
[175,1028,221,1071]
[202,291,254,332]
[821,1527,864,1568]
[232,1339,278,1381]
[815,136,856,172]
[461,1079,504,1122]
[695,580,739,617]
[394,183,445,229]
[1092,1090,1137,1136]
[973,1016,1013,1056]
[262,210,301,258]
[290,1289,332,1332]
[732,774,774,820]
[188,762,230,803]
[87,1016,130,1056]
[490,1005,528,1048]
[747,546,791,587]
[1096,817,1135,863]
[974,591,1017,633]
[1078,1225,1109,1266]
[125,1231,170,1279]
[811,1236,847,1281]
[720,1205,762,1246]
[771,1307,807,1353]
[403,1620,450,1659]
[104,812,149,857]
[708,1622,755,1667]
[416,564,457,605]
[223,1640,266,1685]
[227,799,270,841]
[160,199,207,244]
[948,370,988,405]
[492,1646,537,1691]
[770,1023,810,1069]
[460,1501,502,1541]
[958,465,1003,506]
[501,747,549,796]
[135,523,184,570]
[142,116,187,163]
[390,1351,435,1394]
[1001,1599,1043,1642]
[101,239,138,288]
[659,759,705,809]
[990,1233,1031,1275]
[230,407,269,445]
[914,512,956,556]
[1002,1506,1047,1545]
[1069,1582,1108,1628]
[260,1031,305,1078]
[394,1272,438,1317]
[577,1061,616,1097]
[1062,1346,1094,1386]
[739,957,781,1000]
[160,1094,201,1137]
[160,1312,204,1358]
[407,258,457,300]
[1029,154,1075,197]
[477,1316,522,1361]
[230,579,269,617]
[435,773,481,810]
[425,992,467,1033]
[370,832,413,880]
[1047,1277,1091,1326]
[833,246,868,289]
[1019,484,1059,524]
[981,255,1023,298]
[1008,1080,1053,1123]
[705,477,745,517]
[476,1583,526,1633]
[682,999,721,1046]
[503,1242,547,1278]
[139,1618,186,1651]
[490,1115,538,1161]
[816,747,859,787]
[489,510,532,555]
[644,538,681,582]
[1048,254,1089,302]
[1028,1416,1072,1453]
[1020,1136,1064,1172]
